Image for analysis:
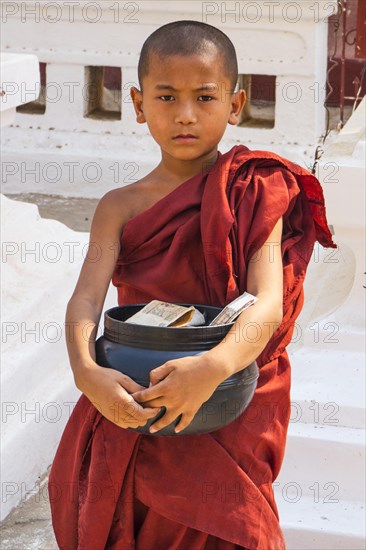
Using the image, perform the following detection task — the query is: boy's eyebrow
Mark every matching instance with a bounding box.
[154,84,218,92]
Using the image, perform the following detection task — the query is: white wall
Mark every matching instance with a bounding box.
[1,0,337,198]
[0,192,119,520]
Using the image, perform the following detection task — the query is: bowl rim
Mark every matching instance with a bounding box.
[102,303,237,351]
[105,303,235,330]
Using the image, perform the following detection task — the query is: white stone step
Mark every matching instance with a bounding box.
[277,422,365,503]
[288,345,365,429]
[276,494,365,550]
[302,325,365,353]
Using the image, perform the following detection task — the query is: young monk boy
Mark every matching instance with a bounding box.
[49,20,337,549]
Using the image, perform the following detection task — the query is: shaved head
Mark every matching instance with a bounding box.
[138,20,238,92]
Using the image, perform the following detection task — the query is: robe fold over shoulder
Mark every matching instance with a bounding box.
[49,145,337,550]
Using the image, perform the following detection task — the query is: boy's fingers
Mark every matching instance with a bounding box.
[131,385,165,403]
[118,374,146,393]
[132,405,161,420]
[149,364,174,384]
[113,398,160,422]
[149,411,180,433]
[122,405,163,427]
[136,397,165,408]
[174,412,196,433]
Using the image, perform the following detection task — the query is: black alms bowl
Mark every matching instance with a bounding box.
[95,304,259,436]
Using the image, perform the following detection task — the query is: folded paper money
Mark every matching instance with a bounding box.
[125,300,205,327]
[124,292,258,328]
[208,292,258,326]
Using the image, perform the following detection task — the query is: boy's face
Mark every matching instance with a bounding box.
[131,48,245,162]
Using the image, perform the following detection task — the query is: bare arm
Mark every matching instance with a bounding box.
[66,190,122,382]
[66,189,161,428]
[203,216,284,377]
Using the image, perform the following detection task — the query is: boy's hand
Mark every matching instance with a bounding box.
[131,355,226,433]
[76,366,162,430]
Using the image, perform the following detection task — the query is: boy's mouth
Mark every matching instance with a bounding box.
[172,134,198,142]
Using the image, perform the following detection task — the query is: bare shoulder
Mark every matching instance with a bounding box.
[70,183,149,307]
[93,177,163,233]
[94,185,135,219]
[91,183,143,233]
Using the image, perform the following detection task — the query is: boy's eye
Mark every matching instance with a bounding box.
[158,95,214,102]
[198,95,214,102]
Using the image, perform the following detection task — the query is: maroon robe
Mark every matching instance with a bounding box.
[48,145,337,549]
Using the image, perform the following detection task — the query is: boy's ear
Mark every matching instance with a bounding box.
[130,86,146,124]
[228,89,246,126]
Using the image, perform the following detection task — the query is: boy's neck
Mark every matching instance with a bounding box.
[155,148,219,187]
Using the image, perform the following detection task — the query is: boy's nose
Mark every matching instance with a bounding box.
[174,104,198,125]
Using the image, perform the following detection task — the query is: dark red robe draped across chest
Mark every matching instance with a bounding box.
[48,145,337,550]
